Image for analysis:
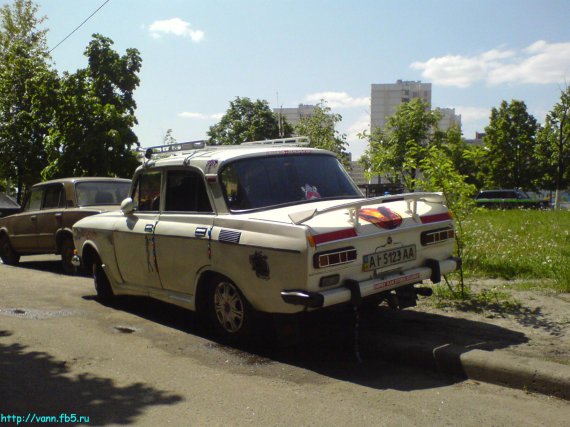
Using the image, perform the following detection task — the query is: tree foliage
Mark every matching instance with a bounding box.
[0,0,56,202]
[483,100,539,190]
[293,101,348,161]
[207,97,292,145]
[43,34,141,179]
[361,98,443,190]
[536,86,570,208]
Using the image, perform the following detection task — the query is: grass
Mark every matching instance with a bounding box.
[461,208,570,293]
[434,208,570,310]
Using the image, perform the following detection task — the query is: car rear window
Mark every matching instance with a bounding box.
[220,153,361,211]
[75,181,131,206]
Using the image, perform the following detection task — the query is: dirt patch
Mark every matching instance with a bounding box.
[415,279,570,366]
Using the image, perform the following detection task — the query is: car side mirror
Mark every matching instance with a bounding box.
[120,197,134,214]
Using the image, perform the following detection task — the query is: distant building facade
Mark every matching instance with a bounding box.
[371,80,432,131]
[371,80,461,132]
[436,107,462,131]
[273,104,316,127]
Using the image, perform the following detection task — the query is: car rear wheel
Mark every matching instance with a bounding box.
[60,237,76,275]
[208,278,253,342]
[0,234,20,266]
[93,254,114,302]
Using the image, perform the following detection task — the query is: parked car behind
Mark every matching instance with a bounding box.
[72,138,460,342]
[0,177,131,273]
[475,189,549,209]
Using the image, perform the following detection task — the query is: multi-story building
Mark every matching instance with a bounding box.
[436,107,462,131]
[371,80,461,132]
[273,104,316,127]
[371,80,432,131]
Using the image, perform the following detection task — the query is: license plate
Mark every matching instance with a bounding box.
[362,244,416,272]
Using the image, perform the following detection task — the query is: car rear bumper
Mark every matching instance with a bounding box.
[281,256,461,309]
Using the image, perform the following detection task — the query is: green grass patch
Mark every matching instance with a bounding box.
[461,209,570,293]
[430,280,522,314]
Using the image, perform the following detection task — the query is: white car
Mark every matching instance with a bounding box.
[72,137,460,341]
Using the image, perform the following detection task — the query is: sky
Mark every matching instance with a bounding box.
[5,0,570,159]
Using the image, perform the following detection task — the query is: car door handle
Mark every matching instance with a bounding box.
[54,213,63,219]
[30,215,37,222]
[195,227,207,237]
[144,224,154,233]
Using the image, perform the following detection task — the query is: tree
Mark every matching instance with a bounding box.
[414,144,477,296]
[163,128,177,145]
[537,86,570,208]
[293,101,348,161]
[483,100,539,190]
[43,34,141,179]
[0,0,56,202]
[361,98,443,190]
[207,97,292,145]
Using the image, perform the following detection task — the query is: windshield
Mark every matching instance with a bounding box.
[75,181,131,206]
[220,154,361,211]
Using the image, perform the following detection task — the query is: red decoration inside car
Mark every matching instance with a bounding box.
[359,206,403,229]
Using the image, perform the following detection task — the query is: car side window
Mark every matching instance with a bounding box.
[42,184,64,209]
[24,188,43,212]
[132,171,162,212]
[164,170,212,213]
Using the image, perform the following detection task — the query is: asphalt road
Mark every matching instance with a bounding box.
[0,255,569,426]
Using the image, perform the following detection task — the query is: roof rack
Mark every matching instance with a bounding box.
[142,136,311,161]
[241,137,310,146]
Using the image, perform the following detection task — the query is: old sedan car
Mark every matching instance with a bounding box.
[72,138,460,341]
[0,177,131,273]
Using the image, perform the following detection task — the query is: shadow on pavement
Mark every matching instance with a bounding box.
[89,294,529,393]
[0,330,183,425]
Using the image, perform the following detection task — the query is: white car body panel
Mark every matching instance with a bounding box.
[73,140,459,315]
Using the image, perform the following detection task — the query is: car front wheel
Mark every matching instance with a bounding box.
[208,278,253,342]
[0,234,20,266]
[60,237,76,275]
[93,254,114,303]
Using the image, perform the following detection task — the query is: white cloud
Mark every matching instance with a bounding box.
[453,106,490,123]
[178,112,223,120]
[149,18,205,42]
[305,91,369,108]
[411,41,570,87]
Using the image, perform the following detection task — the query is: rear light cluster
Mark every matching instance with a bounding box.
[314,247,357,268]
[421,227,455,246]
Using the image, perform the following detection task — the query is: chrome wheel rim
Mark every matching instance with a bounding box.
[213,281,244,333]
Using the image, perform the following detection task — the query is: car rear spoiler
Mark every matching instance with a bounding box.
[288,192,445,226]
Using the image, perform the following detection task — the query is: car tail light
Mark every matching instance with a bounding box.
[420,212,452,223]
[314,247,357,268]
[421,227,455,246]
[310,228,357,246]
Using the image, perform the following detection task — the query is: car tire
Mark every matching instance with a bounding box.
[93,254,114,303]
[0,234,20,266]
[208,277,253,343]
[60,237,76,275]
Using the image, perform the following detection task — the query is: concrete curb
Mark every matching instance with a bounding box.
[367,335,570,400]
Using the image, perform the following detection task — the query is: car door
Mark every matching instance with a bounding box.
[113,170,163,290]
[154,169,214,296]
[35,183,65,251]
[9,187,43,252]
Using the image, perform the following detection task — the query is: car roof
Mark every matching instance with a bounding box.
[139,138,331,176]
[31,177,131,187]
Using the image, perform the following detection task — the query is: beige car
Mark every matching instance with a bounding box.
[72,138,460,342]
[0,177,131,273]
